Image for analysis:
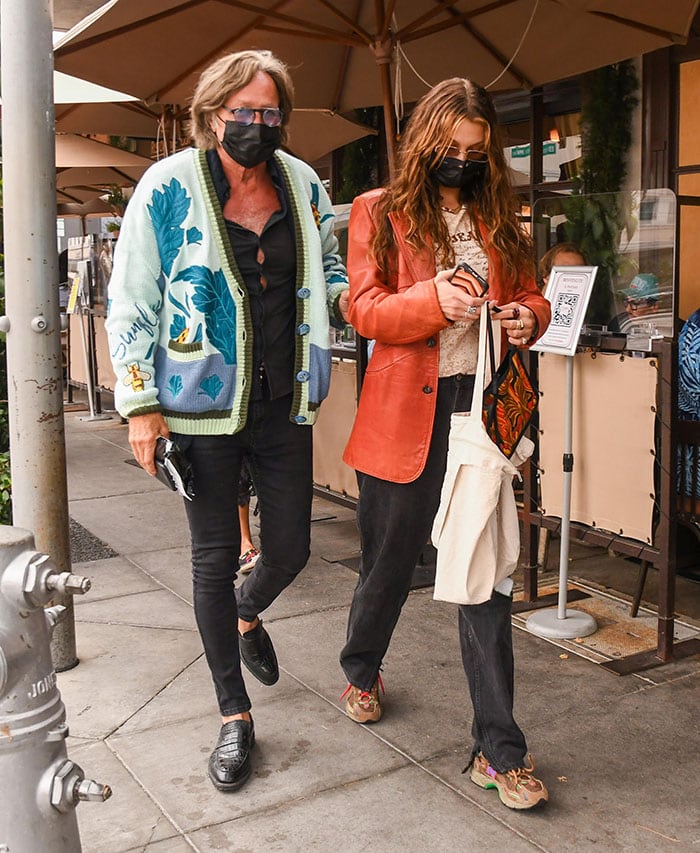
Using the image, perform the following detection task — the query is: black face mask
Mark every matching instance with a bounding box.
[432,156,488,200]
[220,121,281,168]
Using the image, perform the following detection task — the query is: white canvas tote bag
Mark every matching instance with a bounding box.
[431,307,534,605]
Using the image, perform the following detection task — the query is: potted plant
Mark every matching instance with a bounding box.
[105,219,121,239]
[105,184,129,218]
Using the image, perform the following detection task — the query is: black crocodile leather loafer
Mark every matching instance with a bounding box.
[207,718,255,792]
[239,620,279,685]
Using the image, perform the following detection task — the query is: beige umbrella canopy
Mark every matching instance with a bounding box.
[55,0,700,166]
[55,105,375,164]
[55,100,162,137]
[285,109,376,162]
[55,132,154,189]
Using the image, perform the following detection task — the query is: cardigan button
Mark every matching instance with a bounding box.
[422,385,433,394]
[296,370,310,382]
[296,287,311,298]
[426,337,436,347]
[294,415,308,423]
[296,323,310,336]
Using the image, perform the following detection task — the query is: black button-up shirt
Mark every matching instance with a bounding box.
[206,149,297,401]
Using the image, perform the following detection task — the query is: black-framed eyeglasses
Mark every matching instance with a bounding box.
[444,146,488,163]
[220,106,284,127]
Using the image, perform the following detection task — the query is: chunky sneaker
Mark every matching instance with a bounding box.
[238,547,261,574]
[469,752,548,810]
[340,675,384,724]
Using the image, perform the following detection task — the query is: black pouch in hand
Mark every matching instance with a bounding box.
[154,437,195,500]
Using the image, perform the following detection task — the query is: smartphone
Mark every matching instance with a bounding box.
[452,261,489,296]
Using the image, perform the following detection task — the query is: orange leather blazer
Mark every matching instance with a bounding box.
[342,188,551,484]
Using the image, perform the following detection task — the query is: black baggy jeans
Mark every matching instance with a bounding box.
[339,374,528,772]
[176,393,312,716]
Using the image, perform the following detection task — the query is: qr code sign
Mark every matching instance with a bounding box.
[553,292,579,327]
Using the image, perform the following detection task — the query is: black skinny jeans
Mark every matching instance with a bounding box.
[176,393,312,716]
[340,374,528,772]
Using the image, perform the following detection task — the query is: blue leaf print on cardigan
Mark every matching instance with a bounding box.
[147,179,190,277]
[170,314,187,341]
[173,266,237,365]
[187,226,203,244]
[168,375,183,398]
[168,290,190,317]
[199,374,224,400]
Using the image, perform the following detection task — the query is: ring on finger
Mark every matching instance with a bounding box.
[521,336,527,346]
[517,318,524,330]
[512,307,521,320]
[466,305,478,315]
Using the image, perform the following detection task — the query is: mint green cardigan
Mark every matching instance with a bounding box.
[106,147,348,434]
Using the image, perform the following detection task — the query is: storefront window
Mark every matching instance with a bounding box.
[533,189,676,335]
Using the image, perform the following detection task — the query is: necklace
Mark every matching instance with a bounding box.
[440,203,467,214]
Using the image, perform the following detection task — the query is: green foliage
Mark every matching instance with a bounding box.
[0,452,11,526]
[105,184,129,217]
[334,108,381,204]
[578,62,639,196]
[561,61,639,324]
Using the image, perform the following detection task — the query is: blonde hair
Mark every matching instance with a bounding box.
[189,50,294,149]
[371,78,533,284]
[538,242,585,287]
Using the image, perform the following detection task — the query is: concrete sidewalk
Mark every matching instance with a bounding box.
[59,411,700,852]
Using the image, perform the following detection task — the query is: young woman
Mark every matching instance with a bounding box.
[340,78,551,810]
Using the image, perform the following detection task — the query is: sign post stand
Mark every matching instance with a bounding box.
[527,266,599,640]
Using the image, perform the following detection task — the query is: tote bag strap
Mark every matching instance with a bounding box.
[470,302,495,417]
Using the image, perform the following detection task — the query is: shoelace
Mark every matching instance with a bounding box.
[505,767,536,789]
[340,673,385,707]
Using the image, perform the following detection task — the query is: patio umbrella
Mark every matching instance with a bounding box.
[55,0,700,168]
[54,103,375,162]
[286,109,376,162]
[55,100,162,137]
[55,132,154,189]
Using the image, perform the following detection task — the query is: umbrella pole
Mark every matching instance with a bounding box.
[373,35,397,178]
[379,62,397,178]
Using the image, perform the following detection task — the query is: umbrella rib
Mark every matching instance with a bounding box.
[56,188,85,204]
[255,23,366,46]
[315,0,373,43]
[56,0,207,56]
[392,0,463,40]
[55,104,80,123]
[220,0,369,42]
[398,0,520,42]
[331,0,364,112]
[108,167,141,184]
[397,0,532,89]
[151,0,293,102]
[588,11,688,44]
[378,0,398,41]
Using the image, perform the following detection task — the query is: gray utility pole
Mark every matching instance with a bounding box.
[1,0,77,669]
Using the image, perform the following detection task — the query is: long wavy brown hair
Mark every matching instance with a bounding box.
[371,78,533,284]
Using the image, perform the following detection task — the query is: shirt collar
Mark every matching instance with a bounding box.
[205,148,286,207]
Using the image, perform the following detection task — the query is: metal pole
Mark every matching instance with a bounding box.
[557,355,574,619]
[526,354,596,639]
[0,0,78,669]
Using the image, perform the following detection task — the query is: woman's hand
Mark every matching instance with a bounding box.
[434,268,487,323]
[128,412,170,476]
[494,302,538,347]
[338,290,350,322]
